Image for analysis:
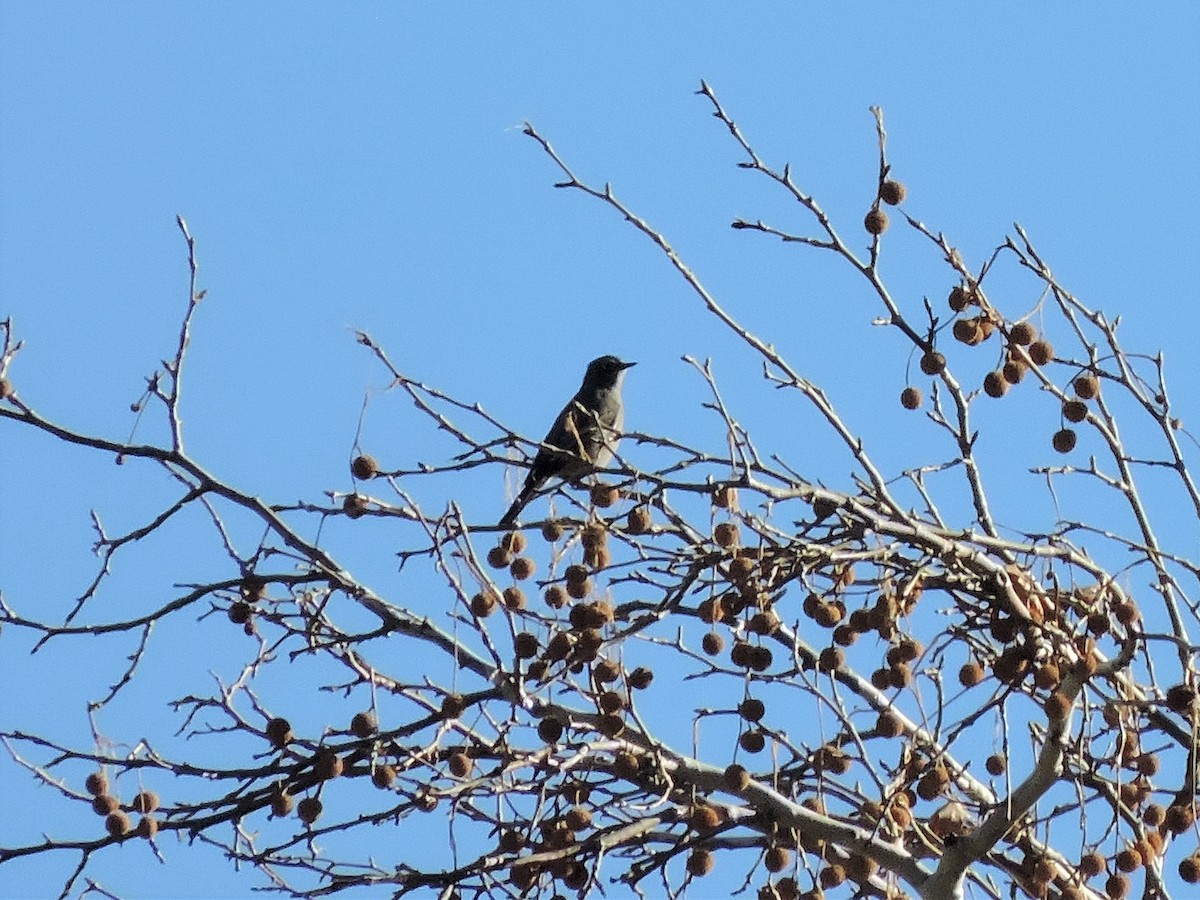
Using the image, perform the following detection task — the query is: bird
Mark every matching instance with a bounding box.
[499,355,636,528]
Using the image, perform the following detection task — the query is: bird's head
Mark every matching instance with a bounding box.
[584,355,636,390]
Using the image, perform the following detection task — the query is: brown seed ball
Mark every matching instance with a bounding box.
[591,483,619,508]
[270,790,294,817]
[748,611,780,636]
[1063,399,1088,422]
[1052,428,1077,453]
[880,179,906,205]
[350,711,377,738]
[92,794,120,816]
[136,815,159,840]
[371,764,396,789]
[564,804,593,832]
[833,624,858,647]
[1002,359,1027,385]
[1074,373,1100,400]
[900,386,923,410]
[1165,804,1195,834]
[1028,339,1054,365]
[502,586,527,611]
[598,690,624,714]
[566,577,592,601]
[613,750,640,779]
[132,790,160,814]
[870,667,892,690]
[738,698,766,722]
[537,717,564,743]
[819,863,847,888]
[1115,847,1142,873]
[747,645,773,672]
[265,717,293,749]
[1180,854,1200,884]
[1142,803,1165,827]
[1105,873,1130,898]
[105,811,132,838]
[723,763,751,791]
[983,370,1008,398]
[626,505,652,534]
[739,729,767,754]
[541,584,567,609]
[864,208,889,235]
[952,317,982,345]
[876,710,904,738]
[713,522,739,548]
[958,661,985,688]
[313,749,344,780]
[1079,850,1106,878]
[541,519,564,542]
[947,285,972,312]
[593,658,622,684]
[887,662,912,688]
[350,454,379,480]
[0,378,11,400]
[1009,322,1036,345]
[297,796,323,825]
[448,750,472,778]
[514,631,539,659]
[728,555,756,582]
[470,590,498,617]
[440,692,466,719]
[814,600,845,628]
[228,601,252,624]
[689,804,722,831]
[85,771,108,797]
[765,846,792,873]
[816,646,843,672]
[1034,662,1061,690]
[985,753,1006,776]
[342,493,368,518]
[508,556,536,581]
[687,849,715,877]
[919,350,947,376]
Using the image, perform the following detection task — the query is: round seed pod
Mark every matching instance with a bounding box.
[470,590,498,617]
[350,711,377,738]
[765,846,792,873]
[1165,803,1195,834]
[958,660,985,687]
[723,763,751,791]
[820,864,847,888]
[85,771,108,797]
[613,751,640,779]
[448,750,472,778]
[876,710,904,738]
[598,690,624,714]
[864,208,889,235]
[628,666,654,689]
[739,729,766,753]
[1009,322,1036,345]
[689,804,721,831]
[748,611,780,636]
[313,748,344,780]
[92,794,120,816]
[952,318,983,345]
[1074,373,1100,400]
[0,378,11,400]
[543,584,568,608]
[738,698,766,722]
[514,631,539,659]
[1105,874,1130,899]
[1052,428,1077,453]
[985,754,1006,776]
[947,285,973,311]
[271,790,294,817]
[1028,339,1054,365]
[541,520,564,542]
[499,829,526,854]
[1079,850,1106,878]
[1180,854,1200,884]
[1063,399,1088,422]
[510,556,536,581]
[228,601,252,624]
[900,386,923,410]
[1115,847,1141,873]
[501,531,528,554]
[593,658,622,684]
[132,791,159,814]
[537,718,564,744]
[265,717,293,749]
[590,483,619,508]
[297,797,323,825]
[919,351,946,376]
[105,811,132,838]
[686,849,715,877]
[440,693,466,719]
[714,522,739,548]
[350,454,379,480]
[372,764,396,789]
[626,506,652,534]
[1002,359,1027,385]
[342,494,368,518]
[701,631,725,656]
[880,180,906,205]
[564,804,592,832]
[136,816,159,840]
[983,370,1008,398]
[502,586,527,611]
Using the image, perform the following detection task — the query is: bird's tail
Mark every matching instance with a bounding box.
[498,483,537,529]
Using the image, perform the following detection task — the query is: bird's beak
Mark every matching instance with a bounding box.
[620,360,637,370]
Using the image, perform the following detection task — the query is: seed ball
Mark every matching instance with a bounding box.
[900,386,923,410]
[952,317,982,345]
[1165,804,1195,834]
[864,208,889,235]
[470,590,498,617]
[132,791,159,814]
[440,693,466,719]
[985,753,1006,776]
[565,805,593,832]
[342,493,368,518]
[348,711,377,738]
[765,846,792,873]
[590,483,619,508]
[502,586,526,611]
[613,751,640,779]
[1002,359,1027,385]
[888,662,913,688]
[541,584,567,609]
[628,666,654,689]
[723,763,751,791]
[537,718,564,743]
[1074,374,1100,400]
[876,710,904,738]
[1115,847,1141,873]
[738,698,766,722]
[1063,399,1088,422]
[350,454,379,480]
[748,611,780,635]
[1052,428,1077,453]
[1166,683,1197,713]
[626,506,652,534]
[313,749,344,780]
[228,601,252,624]
[948,285,972,311]
[1034,662,1061,690]
[714,522,739,548]
[739,729,767,753]
[1078,850,1105,878]
[566,577,592,601]
[689,804,721,831]
[1009,322,1036,345]
[957,661,984,688]
[514,631,539,659]
[297,797,323,825]
[85,771,108,797]
[919,350,946,375]
[541,520,564,542]
[105,811,132,838]
[820,864,848,888]
[92,794,119,816]
[749,645,774,672]
[372,764,397,789]
[269,789,295,816]
[1028,339,1054,365]
[880,179,907,205]
[485,545,511,570]
[0,378,11,399]
[448,750,472,778]
[1045,691,1072,721]
[1180,854,1200,884]
[136,816,159,840]
[687,849,715,877]
[265,717,293,749]
[598,690,624,714]
[833,624,858,647]
[712,485,737,509]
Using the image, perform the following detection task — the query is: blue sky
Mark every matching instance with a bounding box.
[1,4,1197,898]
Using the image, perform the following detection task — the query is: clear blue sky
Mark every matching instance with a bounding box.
[1,5,1197,898]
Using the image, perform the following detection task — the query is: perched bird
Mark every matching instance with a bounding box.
[499,355,635,528]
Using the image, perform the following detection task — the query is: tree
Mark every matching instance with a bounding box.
[1,82,1196,900]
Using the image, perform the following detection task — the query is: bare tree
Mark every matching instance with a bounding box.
[2,83,1197,900]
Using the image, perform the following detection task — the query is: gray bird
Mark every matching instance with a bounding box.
[499,355,636,528]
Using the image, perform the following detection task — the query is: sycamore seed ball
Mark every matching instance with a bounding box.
[864,208,889,235]
[105,811,132,838]
[1052,428,1077,453]
[297,797,323,825]
[85,771,108,797]
[900,386,923,410]
[919,351,946,376]
[880,179,907,205]
[350,454,379,480]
